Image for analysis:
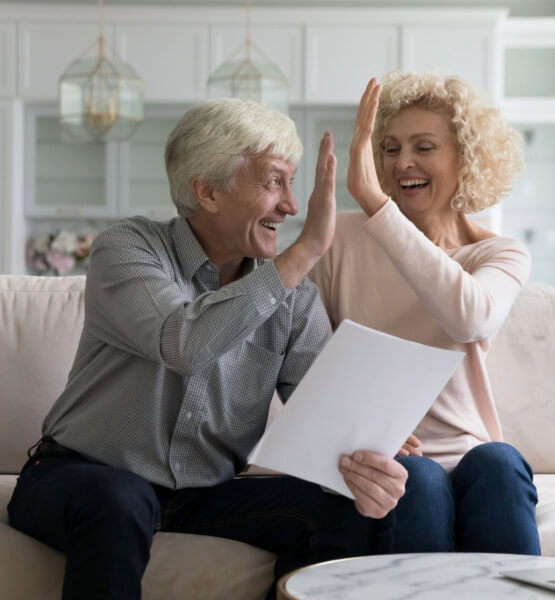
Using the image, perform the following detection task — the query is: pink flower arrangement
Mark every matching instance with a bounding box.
[27,231,96,276]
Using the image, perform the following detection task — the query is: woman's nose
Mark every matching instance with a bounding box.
[395,149,416,170]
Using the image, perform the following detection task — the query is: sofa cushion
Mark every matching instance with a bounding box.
[535,474,555,557]
[487,285,555,473]
[0,275,85,473]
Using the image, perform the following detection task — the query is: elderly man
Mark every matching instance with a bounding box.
[9,98,418,600]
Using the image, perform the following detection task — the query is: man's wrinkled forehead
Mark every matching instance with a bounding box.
[252,154,297,178]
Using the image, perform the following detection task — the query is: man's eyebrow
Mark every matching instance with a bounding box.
[261,162,297,176]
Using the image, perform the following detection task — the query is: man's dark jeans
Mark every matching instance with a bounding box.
[8,442,382,600]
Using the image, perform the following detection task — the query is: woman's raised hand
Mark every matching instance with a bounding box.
[347,77,389,217]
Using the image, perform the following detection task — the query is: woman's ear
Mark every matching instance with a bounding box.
[190,176,219,214]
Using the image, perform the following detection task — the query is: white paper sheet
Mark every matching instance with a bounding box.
[248,319,465,499]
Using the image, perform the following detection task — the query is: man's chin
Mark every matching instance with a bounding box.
[252,244,278,260]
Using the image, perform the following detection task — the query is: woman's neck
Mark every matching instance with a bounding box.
[410,211,495,250]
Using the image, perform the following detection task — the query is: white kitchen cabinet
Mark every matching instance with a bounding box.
[24,105,181,220]
[24,106,119,218]
[0,102,10,272]
[402,25,498,99]
[0,99,25,275]
[18,22,113,100]
[0,23,15,97]
[305,25,398,104]
[303,107,357,213]
[501,122,555,285]
[497,19,555,283]
[115,24,209,103]
[118,108,180,220]
[500,18,555,122]
[210,24,303,104]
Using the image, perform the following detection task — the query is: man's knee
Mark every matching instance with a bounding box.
[74,467,160,536]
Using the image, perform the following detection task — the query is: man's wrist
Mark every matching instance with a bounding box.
[274,241,322,289]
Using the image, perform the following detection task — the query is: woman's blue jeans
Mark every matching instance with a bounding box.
[7,441,540,600]
[392,442,541,554]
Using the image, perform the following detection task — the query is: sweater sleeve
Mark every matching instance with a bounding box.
[363,200,531,343]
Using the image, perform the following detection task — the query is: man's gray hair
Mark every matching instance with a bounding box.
[164,98,303,217]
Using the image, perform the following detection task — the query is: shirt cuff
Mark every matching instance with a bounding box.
[240,260,290,315]
[362,197,399,237]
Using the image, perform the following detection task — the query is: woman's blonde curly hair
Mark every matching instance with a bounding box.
[373,71,523,213]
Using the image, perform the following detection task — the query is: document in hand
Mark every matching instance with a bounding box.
[248,319,465,499]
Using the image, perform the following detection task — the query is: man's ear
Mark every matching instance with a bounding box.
[190,176,219,214]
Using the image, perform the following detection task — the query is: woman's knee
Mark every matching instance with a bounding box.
[455,442,534,486]
[397,455,452,501]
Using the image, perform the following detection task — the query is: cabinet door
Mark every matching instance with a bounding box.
[305,25,398,104]
[116,24,209,103]
[304,107,358,213]
[210,25,303,103]
[1,99,26,275]
[0,23,16,97]
[502,122,555,285]
[0,102,13,272]
[24,106,118,218]
[402,25,496,99]
[500,19,555,123]
[19,23,112,100]
[118,109,179,220]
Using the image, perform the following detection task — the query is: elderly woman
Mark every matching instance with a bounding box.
[312,71,541,554]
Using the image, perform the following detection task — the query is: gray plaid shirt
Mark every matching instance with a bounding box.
[43,216,331,489]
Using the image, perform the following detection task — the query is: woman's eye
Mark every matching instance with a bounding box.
[418,146,433,152]
[385,148,399,155]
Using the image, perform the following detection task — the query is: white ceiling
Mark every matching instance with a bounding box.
[2,0,555,17]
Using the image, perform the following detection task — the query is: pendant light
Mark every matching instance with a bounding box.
[58,0,144,141]
[207,0,290,114]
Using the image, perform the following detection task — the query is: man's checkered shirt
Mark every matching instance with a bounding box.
[43,216,331,489]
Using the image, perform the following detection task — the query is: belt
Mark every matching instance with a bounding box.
[29,437,76,458]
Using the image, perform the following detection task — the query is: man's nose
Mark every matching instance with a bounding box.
[279,188,298,216]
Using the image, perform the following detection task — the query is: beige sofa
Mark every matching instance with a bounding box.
[0,274,554,599]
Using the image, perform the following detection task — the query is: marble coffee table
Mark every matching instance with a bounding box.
[277,553,555,599]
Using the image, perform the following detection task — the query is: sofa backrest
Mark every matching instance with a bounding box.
[0,275,554,475]
[487,284,555,473]
[0,275,85,473]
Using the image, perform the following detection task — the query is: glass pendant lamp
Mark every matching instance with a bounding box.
[58,0,144,141]
[207,0,290,114]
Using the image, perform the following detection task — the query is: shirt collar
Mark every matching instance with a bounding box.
[172,216,211,280]
[172,216,260,280]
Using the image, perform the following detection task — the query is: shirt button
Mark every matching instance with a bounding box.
[269,296,276,305]
[175,462,181,472]
[186,411,192,419]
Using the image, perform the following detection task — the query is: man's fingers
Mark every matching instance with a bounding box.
[343,471,403,519]
[339,451,407,514]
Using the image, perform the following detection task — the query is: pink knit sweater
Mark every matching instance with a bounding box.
[310,200,531,471]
